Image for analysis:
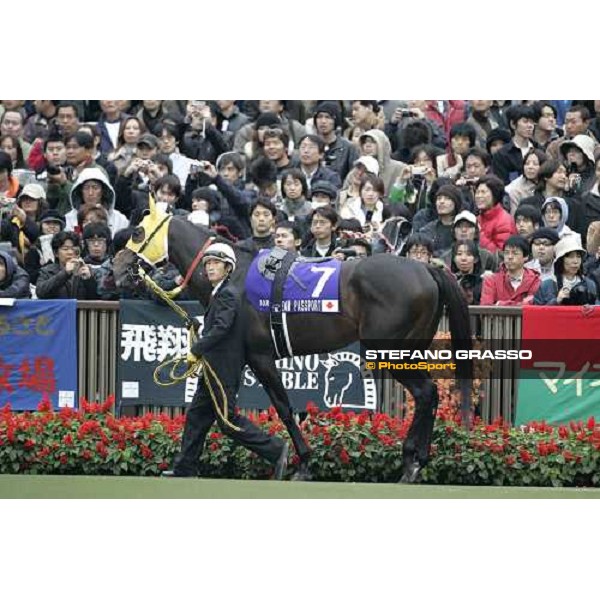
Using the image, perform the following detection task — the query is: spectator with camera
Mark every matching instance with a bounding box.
[0,249,30,299]
[559,135,596,197]
[480,235,540,306]
[388,144,439,214]
[525,227,559,280]
[534,234,598,305]
[35,230,98,299]
[313,102,359,181]
[180,101,230,164]
[332,237,372,261]
[384,104,446,161]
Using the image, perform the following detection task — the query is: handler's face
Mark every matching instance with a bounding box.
[204,259,228,285]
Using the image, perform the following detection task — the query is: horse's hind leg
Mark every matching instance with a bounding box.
[248,353,313,481]
[389,369,439,483]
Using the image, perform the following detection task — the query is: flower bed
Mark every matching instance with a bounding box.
[1,395,600,486]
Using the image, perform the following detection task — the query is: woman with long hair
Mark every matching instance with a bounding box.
[0,134,27,169]
[450,238,483,304]
[506,148,547,215]
[108,116,145,175]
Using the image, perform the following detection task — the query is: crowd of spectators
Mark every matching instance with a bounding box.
[1,99,600,307]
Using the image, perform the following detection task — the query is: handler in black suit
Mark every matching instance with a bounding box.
[163,242,289,478]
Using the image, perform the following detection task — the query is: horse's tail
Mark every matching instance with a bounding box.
[427,266,473,424]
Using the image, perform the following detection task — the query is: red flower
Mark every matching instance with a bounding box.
[587,416,596,431]
[24,439,36,449]
[558,426,569,439]
[37,394,52,413]
[339,448,350,464]
[323,434,332,447]
[306,402,319,417]
[210,442,219,451]
[81,450,92,461]
[519,449,534,464]
[505,456,516,466]
[357,412,369,426]
[59,454,68,465]
[63,434,73,446]
[209,432,222,440]
[140,445,153,459]
[563,450,575,462]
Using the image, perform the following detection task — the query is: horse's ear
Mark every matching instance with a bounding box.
[148,193,157,216]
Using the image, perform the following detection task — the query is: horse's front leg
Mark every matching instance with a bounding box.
[248,353,313,481]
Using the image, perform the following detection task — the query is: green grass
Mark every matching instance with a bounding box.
[1,475,600,498]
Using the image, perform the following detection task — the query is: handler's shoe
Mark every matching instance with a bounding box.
[273,442,289,481]
[161,469,197,478]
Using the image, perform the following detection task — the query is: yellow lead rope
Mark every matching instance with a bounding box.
[139,265,240,432]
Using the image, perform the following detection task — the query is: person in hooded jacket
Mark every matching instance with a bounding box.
[541,196,575,239]
[24,209,65,285]
[534,234,598,305]
[65,167,129,235]
[559,134,597,198]
[36,230,98,299]
[358,129,405,194]
[0,250,30,298]
[576,155,600,243]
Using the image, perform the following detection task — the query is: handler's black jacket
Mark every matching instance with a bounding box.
[190,279,246,390]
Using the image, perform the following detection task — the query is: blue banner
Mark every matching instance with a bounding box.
[0,300,78,410]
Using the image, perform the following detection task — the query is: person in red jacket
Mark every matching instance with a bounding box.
[475,174,516,252]
[480,235,540,306]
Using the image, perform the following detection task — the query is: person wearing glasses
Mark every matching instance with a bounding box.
[525,227,560,281]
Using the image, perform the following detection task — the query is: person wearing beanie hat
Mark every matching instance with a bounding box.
[474,174,517,253]
[82,221,112,268]
[39,209,66,233]
[313,102,359,181]
[514,204,542,239]
[310,180,338,208]
[534,233,598,305]
[525,227,560,280]
[485,128,512,156]
[419,184,462,257]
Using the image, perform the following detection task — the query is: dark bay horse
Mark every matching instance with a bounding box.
[113,203,473,483]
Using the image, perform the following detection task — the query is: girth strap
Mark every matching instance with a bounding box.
[269,251,296,359]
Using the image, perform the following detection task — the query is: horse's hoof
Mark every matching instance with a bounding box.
[398,462,421,484]
[290,463,313,482]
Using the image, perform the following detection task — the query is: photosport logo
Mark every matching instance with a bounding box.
[242,347,377,410]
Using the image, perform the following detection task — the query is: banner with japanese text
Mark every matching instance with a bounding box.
[118,300,377,412]
[0,300,78,410]
[516,306,600,425]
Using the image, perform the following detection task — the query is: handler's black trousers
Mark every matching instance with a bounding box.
[173,378,285,476]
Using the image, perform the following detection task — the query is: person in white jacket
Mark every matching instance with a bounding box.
[64,167,129,235]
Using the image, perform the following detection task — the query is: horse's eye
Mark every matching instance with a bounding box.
[131,227,145,244]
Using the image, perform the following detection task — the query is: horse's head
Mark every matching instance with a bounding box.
[113,194,172,289]
[322,355,353,408]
